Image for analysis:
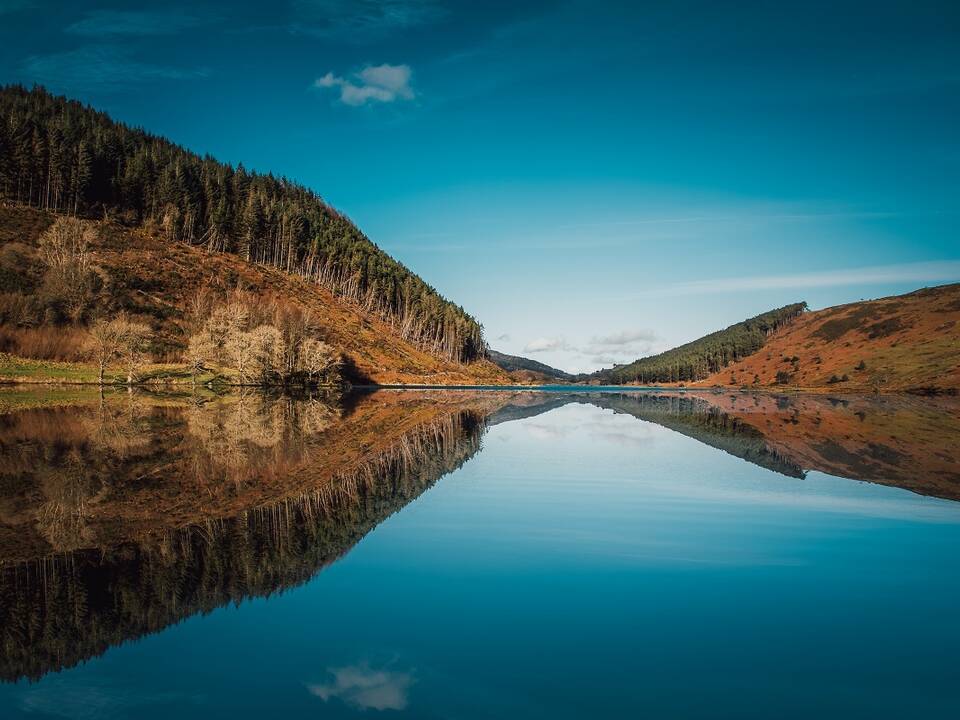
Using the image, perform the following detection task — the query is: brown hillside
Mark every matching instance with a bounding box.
[696,284,960,393]
[0,206,510,385]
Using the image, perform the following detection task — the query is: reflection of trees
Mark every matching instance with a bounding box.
[0,393,343,557]
[185,394,335,469]
[0,402,484,682]
[588,393,806,478]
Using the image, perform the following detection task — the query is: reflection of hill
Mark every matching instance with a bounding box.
[670,391,960,501]
[1,388,958,682]
[485,390,960,499]
[0,391,491,681]
[586,393,806,478]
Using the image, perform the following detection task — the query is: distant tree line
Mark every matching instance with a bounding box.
[594,303,807,384]
[0,85,485,362]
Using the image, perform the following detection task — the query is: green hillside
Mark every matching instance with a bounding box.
[0,85,484,363]
[593,303,807,384]
[488,350,573,380]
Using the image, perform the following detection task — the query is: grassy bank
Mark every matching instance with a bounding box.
[0,353,240,387]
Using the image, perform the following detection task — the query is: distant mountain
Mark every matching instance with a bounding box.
[591,303,807,385]
[488,350,574,381]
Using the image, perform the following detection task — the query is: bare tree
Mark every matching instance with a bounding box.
[247,325,282,383]
[38,217,98,323]
[84,319,127,385]
[120,320,151,384]
[83,316,151,385]
[38,217,93,272]
[301,338,339,384]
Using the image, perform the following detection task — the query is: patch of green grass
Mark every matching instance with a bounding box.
[0,353,231,386]
[0,353,103,382]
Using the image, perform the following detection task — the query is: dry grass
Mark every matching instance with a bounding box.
[696,284,960,393]
[0,325,88,360]
[0,205,511,386]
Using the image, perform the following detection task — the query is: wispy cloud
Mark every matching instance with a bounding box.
[589,329,660,348]
[556,210,905,231]
[291,0,444,40]
[65,9,215,36]
[523,337,576,353]
[620,261,960,299]
[307,663,415,711]
[21,46,208,91]
[522,328,663,364]
[315,63,415,106]
[0,0,33,15]
[534,329,661,368]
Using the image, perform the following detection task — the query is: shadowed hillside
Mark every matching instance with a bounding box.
[0,205,509,385]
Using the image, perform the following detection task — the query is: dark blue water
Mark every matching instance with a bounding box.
[1,392,958,718]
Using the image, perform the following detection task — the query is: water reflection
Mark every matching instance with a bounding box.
[307,662,415,712]
[1,387,958,683]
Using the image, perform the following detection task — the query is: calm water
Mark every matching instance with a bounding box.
[1,388,959,718]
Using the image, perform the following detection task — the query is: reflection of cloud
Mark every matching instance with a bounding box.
[315,63,415,106]
[525,406,659,448]
[525,422,572,441]
[307,663,415,711]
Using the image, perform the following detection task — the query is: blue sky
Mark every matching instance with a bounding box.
[2,0,958,372]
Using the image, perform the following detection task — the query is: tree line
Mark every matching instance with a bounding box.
[593,303,807,384]
[0,85,486,362]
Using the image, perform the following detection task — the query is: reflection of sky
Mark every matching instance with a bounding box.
[2,402,959,718]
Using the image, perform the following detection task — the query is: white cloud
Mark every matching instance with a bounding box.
[495,333,511,342]
[523,337,576,353]
[576,328,663,366]
[315,63,415,106]
[307,664,414,711]
[589,328,660,348]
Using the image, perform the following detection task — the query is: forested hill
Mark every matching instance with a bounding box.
[488,350,574,381]
[0,85,484,363]
[592,303,807,384]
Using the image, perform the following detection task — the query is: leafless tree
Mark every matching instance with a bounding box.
[83,316,152,385]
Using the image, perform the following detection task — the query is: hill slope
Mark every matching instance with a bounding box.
[0,206,509,385]
[694,284,960,393]
[591,303,806,384]
[0,85,484,363]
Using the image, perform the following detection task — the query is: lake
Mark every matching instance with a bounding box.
[1,388,959,718]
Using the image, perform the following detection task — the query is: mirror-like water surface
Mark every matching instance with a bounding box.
[1,388,959,718]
